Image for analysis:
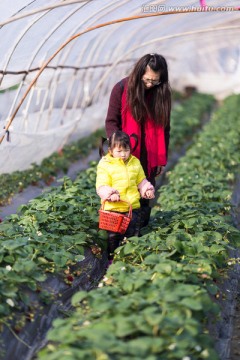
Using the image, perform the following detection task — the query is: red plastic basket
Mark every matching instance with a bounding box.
[98,200,132,234]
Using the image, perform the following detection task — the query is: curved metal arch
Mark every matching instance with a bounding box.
[89,24,240,102]
[87,21,139,103]
[1,9,239,144]
[20,4,88,73]
[58,8,140,148]
[9,2,89,130]
[65,17,240,140]
[2,0,239,29]
[90,6,210,77]
[0,10,52,86]
[87,13,177,101]
[1,2,90,132]
[133,6,234,47]
[55,0,129,71]
[64,22,240,142]
[8,0,38,20]
[0,1,99,75]
[44,16,240,145]
[45,0,130,128]
[29,1,140,136]
[57,4,128,146]
[57,0,149,113]
[34,0,127,136]
[60,0,146,64]
[0,0,92,27]
[0,10,167,144]
[24,1,91,123]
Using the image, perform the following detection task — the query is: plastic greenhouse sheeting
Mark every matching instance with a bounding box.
[0,0,240,173]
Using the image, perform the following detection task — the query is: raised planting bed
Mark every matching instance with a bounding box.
[36,95,240,360]
[0,92,216,359]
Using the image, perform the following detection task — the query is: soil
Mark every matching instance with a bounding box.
[230,302,240,360]
[228,175,240,360]
[0,149,99,220]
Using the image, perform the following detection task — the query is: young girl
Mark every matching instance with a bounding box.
[96,130,155,262]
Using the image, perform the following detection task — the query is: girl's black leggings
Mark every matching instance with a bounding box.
[107,209,141,260]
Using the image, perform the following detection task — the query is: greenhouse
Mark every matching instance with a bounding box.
[0,1,240,359]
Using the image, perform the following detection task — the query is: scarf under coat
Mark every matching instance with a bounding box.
[121,83,167,178]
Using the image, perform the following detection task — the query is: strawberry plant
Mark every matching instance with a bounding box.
[0,93,214,207]
[0,128,104,206]
[0,92,223,359]
[0,165,108,320]
[170,93,214,149]
[37,95,240,360]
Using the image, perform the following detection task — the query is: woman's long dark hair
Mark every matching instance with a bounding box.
[127,53,171,127]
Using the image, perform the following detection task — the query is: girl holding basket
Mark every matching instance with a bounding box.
[96,130,155,263]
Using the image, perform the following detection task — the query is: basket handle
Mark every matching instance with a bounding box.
[101,199,132,219]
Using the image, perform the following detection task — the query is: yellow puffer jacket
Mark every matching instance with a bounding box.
[96,153,146,212]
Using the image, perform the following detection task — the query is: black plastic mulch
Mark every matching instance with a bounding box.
[0,248,108,360]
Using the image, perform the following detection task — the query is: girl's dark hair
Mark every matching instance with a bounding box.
[127,53,171,127]
[99,130,138,157]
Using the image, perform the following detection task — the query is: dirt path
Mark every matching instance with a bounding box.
[0,149,99,220]
[228,175,240,360]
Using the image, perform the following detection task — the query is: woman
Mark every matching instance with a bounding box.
[105,53,171,226]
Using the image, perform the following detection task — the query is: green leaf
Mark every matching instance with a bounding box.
[13,260,37,273]
[51,254,68,267]
[2,239,28,251]
[115,317,135,337]
[179,297,203,311]
[71,291,88,306]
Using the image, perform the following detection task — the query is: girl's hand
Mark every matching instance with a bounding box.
[145,189,155,199]
[110,193,120,202]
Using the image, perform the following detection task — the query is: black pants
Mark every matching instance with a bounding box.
[139,128,157,228]
[140,174,156,228]
[107,209,141,260]
[140,198,152,228]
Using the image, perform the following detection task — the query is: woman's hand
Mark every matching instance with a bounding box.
[109,193,120,202]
